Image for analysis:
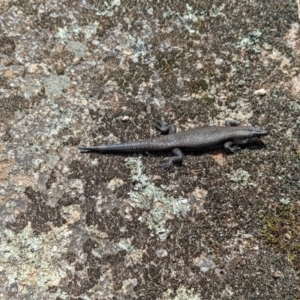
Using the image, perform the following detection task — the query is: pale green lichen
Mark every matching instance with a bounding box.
[95,0,121,17]
[107,178,125,191]
[161,286,202,300]
[229,169,255,187]
[237,30,262,53]
[6,98,73,190]
[66,41,86,58]
[56,22,98,42]
[288,101,300,113]
[43,74,70,98]
[118,238,143,266]
[125,156,190,240]
[0,225,71,299]
[279,198,291,205]
[121,278,138,299]
[179,4,199,34]
[10,76,42,98]
[49,155,60,169]
[209,3,226,17]
[118,238,135,252]
[56,26,70,41]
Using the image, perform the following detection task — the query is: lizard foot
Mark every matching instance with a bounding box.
[159,158,173,171]
[154,119,177,134]
[154,119,164,128]
[232,146,241,153]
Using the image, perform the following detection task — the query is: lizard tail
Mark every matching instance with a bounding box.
[78,139,168,153]
[78,142,147,152]
[78,145,107,152]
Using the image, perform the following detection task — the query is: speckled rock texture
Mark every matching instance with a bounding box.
[0,1,300,299]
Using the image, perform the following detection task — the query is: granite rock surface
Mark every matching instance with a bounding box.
[0,0,299,299]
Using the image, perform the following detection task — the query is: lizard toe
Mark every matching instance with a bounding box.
[159,160,173,171]
[232,146,241,152]
[154,119,165,131]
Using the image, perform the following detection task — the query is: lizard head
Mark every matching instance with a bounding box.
[248,126,269,138]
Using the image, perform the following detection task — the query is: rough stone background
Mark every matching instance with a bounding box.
[0,0,300,299]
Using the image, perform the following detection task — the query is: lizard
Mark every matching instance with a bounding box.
[78,120,268,170]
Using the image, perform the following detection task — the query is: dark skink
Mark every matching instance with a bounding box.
[79,120,268,169]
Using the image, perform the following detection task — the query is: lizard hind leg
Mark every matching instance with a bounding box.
[160,148,183,170]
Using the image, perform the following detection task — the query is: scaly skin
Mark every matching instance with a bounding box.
[79,120,268,170]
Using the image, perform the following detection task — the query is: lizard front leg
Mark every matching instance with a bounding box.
[225,120,241,126]
[154,120,177,135]
[224,141,240,153]
[224,137,250,153]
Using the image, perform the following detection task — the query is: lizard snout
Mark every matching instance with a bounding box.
[254,128,269,137]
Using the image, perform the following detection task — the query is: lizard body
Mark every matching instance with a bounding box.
[79,120,268,169]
